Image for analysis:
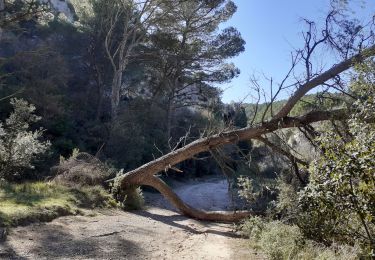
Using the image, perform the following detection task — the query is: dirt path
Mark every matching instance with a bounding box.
[0,179,263,260]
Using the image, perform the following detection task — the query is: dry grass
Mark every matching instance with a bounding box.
[0,181,117,227]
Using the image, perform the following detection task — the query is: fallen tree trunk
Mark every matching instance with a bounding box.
[110,44,375,222]
[142,176,257,222]
[111,109,347,221]
[112,109,347,185]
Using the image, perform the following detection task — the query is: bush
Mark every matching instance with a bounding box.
[111,184,144,210]
[258,221,304,260]
[121,187,145,210]
[239,217,361,260]
[297,62,375,253]
[70,185,118,208]
[237,176,257,204]
[0,99,50,181]
[110,173,145,210]
[52,151,116,187]
[296,242,360,260]
[239,216,265,240]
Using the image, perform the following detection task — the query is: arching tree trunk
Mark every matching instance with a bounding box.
[142,176,256,222]
[109,44,375,222]
[112,109,348,221]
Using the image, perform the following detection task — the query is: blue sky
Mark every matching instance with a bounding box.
[220,0,375,103]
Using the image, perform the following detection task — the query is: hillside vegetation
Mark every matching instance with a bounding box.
[0,0,374,259]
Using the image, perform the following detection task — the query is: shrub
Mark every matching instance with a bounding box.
[0,98,50,181]
[111,173,145,210]
[52,151,116,187]
[239,217,361,260]
[121,187,145,210]
[237,176,257,204]
[296,242,360,260]
[239,216,265,240]
[297,62,375,253]
[70,185,118,208]
[274,177,300,222]
[258,221,304,260]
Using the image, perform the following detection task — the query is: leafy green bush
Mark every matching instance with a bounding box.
[111,175,145,210]
[0,99,50,181]
[239,216,265,240]
[296,242,360,260]
[70,185,118,208]
[240,217,361,260]
[259,221,304,260]
[237,176,257,204]
[121,187,145,210]
[298,62,375,253]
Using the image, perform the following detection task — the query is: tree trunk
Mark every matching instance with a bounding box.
[166,96,174,143]
[142,176,256,222]
[96,88,104,121]
[111,70,122,120]
[111,109,348,221]
[110,45,375,222]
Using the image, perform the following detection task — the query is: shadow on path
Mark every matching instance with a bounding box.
[2,222,144,259]
[132,209,242,239]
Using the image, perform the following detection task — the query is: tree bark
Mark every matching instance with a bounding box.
[142,176,256,222]
[166,95,174,142]
[274,44,375,119]
[111,70,122,120]
[111,109,347,221]
[111,44,375,222]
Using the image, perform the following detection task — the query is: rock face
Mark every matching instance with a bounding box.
[40,0,76,22]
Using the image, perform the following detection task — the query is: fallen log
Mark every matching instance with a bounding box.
[109,44,375,222]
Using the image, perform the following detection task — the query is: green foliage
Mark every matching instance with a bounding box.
[237,176,257,204]
[111,174,144,210]
[258,221,304,260]
[273,178,300,221]
[1,48,70,120]
[121,187,144,210]
[0,181,116,227]
[0,0,49,29]
[70,185,118,209]
[240,217,360,260]
[298,61,375,253]
[106,99,168,170]
[239,216,265,240]
[0,99,50,181]
[244,93,345,124]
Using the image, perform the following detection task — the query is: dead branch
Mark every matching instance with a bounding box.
[256,136,307,185]
[109,108,348,222]
[109,24,375,223]
[274,44,375,119]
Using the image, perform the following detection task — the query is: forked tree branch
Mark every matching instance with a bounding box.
[110,27,375,223]
[274,44,375,120]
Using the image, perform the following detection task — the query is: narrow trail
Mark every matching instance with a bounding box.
[0,179,263,260]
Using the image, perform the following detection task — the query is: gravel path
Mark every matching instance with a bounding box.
[0,179,263,260]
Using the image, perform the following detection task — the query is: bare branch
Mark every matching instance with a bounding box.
[274,44,375,120]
